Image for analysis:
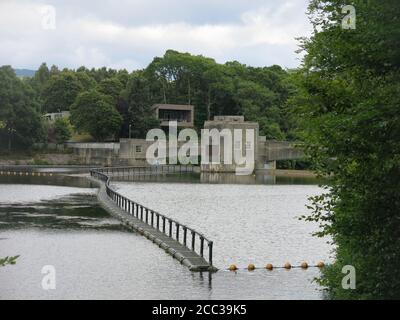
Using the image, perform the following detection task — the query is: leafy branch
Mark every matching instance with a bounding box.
[0,255,20,267]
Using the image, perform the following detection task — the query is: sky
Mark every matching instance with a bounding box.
[0,0,312,71]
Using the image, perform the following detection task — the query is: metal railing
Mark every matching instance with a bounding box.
[90,165,213,266]
[95,164,197,179]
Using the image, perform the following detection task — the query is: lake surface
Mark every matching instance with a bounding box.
[0,173,331,300]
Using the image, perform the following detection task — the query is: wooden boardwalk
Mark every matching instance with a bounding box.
[89,176,216,272]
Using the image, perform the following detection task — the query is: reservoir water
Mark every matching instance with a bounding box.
[0,173,331,300]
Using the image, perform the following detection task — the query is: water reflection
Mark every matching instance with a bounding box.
[0,174,94,188]
[0,193,123,231]
[110,171,325,185]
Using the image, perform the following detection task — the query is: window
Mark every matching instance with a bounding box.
[135,145,142,153]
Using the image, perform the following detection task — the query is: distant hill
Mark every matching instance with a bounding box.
[14,68,36,78]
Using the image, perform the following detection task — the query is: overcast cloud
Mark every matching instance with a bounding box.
[0,0,312,70]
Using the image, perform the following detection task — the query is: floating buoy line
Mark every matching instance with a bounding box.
[0,171,53,176]
[227,261,325,271]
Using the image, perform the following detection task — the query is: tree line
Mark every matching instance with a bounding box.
[0,50,296,151]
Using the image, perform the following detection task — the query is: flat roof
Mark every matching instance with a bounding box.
[151,104,194,111]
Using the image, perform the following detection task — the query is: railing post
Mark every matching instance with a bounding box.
[156,214,160,230]
[145,208,149,224]
[183,227,187,247]
[151,211,154,227]
[140,206,143,221]
[200,237,204,258]
[176,223,180,241]
[169,220,172,237]
[191,231,195,251]
[162,217,166,233]
[208,241,213,266]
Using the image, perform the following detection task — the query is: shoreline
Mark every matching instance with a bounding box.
[0,164,318,177]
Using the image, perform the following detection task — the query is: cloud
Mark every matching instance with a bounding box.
[0,0,312,70]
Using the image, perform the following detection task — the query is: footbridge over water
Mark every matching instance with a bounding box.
[90,165,217,272]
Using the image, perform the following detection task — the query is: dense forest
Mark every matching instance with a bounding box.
[0,50,297,150]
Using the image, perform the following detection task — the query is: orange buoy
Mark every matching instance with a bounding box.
[284,262,292,269]
[247,264,256,271]
[317,261,325,268]
[265,263,273,270]
[228,264,238,271]
[301,262,308,269]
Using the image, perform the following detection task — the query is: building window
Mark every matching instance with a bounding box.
[135,145,142,153]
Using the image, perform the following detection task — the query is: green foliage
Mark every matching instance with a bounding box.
[75,71,97,91]
[54,117,72,144]
[277,158,314,170]
[0,255,19,267]
[296,0,400,299]
[42,71,83,112]
[119,73,160,138]
[7,50,301,147]
[97,77,123,103]
[140,50,293,138]
[20,51,297,141]
[32,157,51,165]
[70,90,122,141]
[0,66,45,151]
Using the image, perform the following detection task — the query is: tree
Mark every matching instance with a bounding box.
[143,50,293,137]
[42,71,83,112]
[53,117,72,144]
[296,0,400,299]
[0,66,45,151]
[70,90,122,141]
[120,73,159,138]
[97,77,123,103]
[30,63,50,93]
[75,71,97,91]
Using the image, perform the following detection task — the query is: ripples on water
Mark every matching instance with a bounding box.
[0,175,329,299]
